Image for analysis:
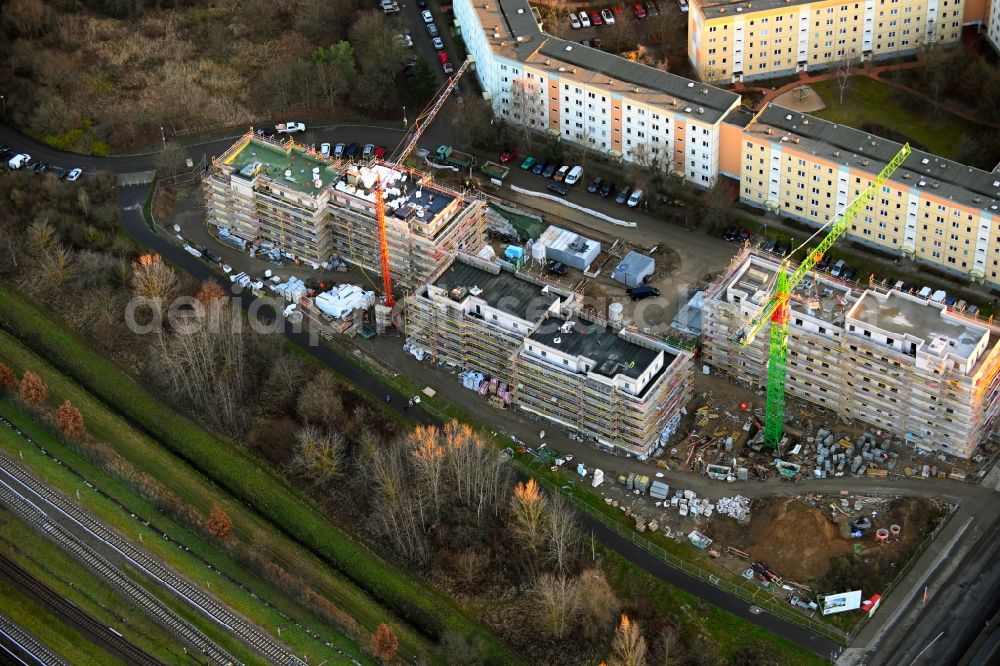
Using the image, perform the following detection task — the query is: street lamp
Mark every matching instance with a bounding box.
[160,126,166,150]
[0,96,5,114]
[402,105,407,128]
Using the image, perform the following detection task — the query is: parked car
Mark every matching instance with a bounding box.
[830,259,847,277]
[634,2,647,18]
[773,242,789,257]
[33,162,50,174]
[841,266,858,281]
[553,165,570,182]
[395,33,412,48]
[64,168,82,182]
[601,8,615,24]
[333,143,346,158]
[500,147,516,163]
[590,10,603,26]
[647,1,659,15]
[579,11,592,27]
[432,36,444,49]
[945,294,958,307]
[0,146,11,158]
[627,189,644,207]
[570,13,582,29]
[591,37,603,49]
[677,0,689,12]
[319,143,331,157]
[362,144,375,158]
[587,177,603,193]
[761,237,778,253]
[627,285,660,300]
[275,122,306,134]
[614,4,624,15]
[375,146,387,159]
[817,254,833,271]
[599,181,614,198]
[565,165,584,185]
[7,153,30,170]
[615,186,632,204]
[547,182,569,196]
[723,225,740,242]
[421,9,434,22]
[427,22,438,36]
[546,260,568,276]
[533,158,549,175]
[520,156,536,170]
[442,61,454,74]
[967,304,981,316]
[738,227,752,242]
[542,162,559,178]
[346,143,360,158]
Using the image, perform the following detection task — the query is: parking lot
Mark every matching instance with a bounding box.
[2,145,85,181]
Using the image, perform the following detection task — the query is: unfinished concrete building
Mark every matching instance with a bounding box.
[204,131,485,287]
[702,250,1000,458]
[406,255,694,456]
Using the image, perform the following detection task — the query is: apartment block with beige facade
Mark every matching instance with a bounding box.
[454,0,741,185]
[204,132,485,288]
[688,0,966,83]
[739,104,1000,286]
[405,254,694,456]
[701,250,1000,458]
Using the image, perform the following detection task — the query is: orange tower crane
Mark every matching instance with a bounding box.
[376,57,472,308]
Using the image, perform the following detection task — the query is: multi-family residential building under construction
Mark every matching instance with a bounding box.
[701,249,1000,459]
[203,131,485,288]
[405,254,694,457]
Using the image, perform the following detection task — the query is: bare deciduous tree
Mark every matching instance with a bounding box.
[511,478,548,558]
[131,253,178,302]
[368,436,431,564]
[25,219,57,256]
[40,246,75,286]
[578,569,620,640]
[544,495,580,574]
[409,424,447,521]
[609,614,648,666]
[834,49,859,104]
[297,371,346,432]
[535,573,579,639]
[288,425,346,489]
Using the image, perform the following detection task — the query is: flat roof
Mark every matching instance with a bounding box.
[529,319,665,380]
[748,105,1000,211]
[693,0,813,20]
[470,0,739,124]
[225,138,338,195]
[723,253,855,326]
[433,260,558,321]
[850,291,987,362]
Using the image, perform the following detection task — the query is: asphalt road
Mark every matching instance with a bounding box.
[6,119,1000,658]
[877,512,1000,666]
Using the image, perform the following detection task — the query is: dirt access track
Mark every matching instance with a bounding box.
[707,496,944,584]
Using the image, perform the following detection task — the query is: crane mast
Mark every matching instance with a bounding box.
[735,143,911,448]
[376,57,472,309]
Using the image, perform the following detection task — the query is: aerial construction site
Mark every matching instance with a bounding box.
[186,56,1000,659]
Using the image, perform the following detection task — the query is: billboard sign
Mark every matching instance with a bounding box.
[821,590,863,615]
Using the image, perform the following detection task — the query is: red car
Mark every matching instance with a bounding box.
[500,147,516,163]
[438,52,449,65]
[374,146,387,159]
[590,10,603,25]
[614,4,624,15]
[634,2,647,18]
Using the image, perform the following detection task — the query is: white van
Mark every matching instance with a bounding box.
[930,290,947,303]
[565,165,584,185]
[627,189,644,207]
[7,153,30,170]
[917,286,932,299]
[830,259,846,277]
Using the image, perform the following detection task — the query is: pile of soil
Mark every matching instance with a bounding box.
[709,498,852,582]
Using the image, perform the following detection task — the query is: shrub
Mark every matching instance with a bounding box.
[19,370,46,406]
[56,400,85,440]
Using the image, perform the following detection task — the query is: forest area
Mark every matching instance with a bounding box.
[0,169,808,665]
[0,0,438,151]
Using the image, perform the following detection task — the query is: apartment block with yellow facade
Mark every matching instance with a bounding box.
[689,0,966,83]
[739,104,1000,286]
[454,0,742,184]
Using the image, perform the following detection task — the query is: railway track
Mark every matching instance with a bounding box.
[0,448,306,665]
[0,479,240,665]
[0,552,164,666]
[0,612,70,666]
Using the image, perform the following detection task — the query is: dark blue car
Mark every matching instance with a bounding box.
[532,158,549,175]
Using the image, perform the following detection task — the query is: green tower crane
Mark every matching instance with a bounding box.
[735,143,912,449]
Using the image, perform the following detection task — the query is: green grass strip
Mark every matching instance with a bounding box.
[0,284,517,665]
